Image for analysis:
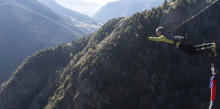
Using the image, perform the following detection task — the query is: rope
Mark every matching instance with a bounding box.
[170,0,219,32]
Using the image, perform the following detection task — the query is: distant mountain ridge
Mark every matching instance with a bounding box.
[93,0,164,22]
[54,0,102,17]
[13,0,85,35]
[37,0,102,34]
[0,0,84,84]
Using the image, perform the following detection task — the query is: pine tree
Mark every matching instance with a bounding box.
[176,0,188,9]
[162,0,168,9]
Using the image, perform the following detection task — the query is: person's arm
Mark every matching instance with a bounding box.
[148,35,174,44]
[148,36,165,42]
[147,35,181,47]
[148,35,174,43]
[145,33,164,41]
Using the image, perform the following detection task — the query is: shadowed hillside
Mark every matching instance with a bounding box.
[0,0,84,84]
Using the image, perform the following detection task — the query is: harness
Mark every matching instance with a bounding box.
[163,31,186,47]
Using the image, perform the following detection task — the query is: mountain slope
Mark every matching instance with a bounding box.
[37,0,102,34]
[93,0,164,22]
[14,0,85,35]
[0,0,84,84]
[0,0,220,109]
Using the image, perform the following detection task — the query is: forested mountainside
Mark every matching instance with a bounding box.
[0,0,219,109]
[0,0,84,84]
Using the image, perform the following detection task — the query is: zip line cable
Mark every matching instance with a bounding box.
[183,0,207,23]
[158,0,206,30]
[170,0,219,32]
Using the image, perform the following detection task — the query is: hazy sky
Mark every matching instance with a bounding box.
[81,0,118,5]
[54,0,118,17]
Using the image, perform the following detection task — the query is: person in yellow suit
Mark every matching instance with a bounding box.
[146,27,217,56]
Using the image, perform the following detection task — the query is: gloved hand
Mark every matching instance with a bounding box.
[145,32,149,39]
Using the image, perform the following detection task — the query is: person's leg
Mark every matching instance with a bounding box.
[179,41,199,55]
[179,41,212,55]
[195,43,217,56]
[194,47,213,54]
[194,43,214,49]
